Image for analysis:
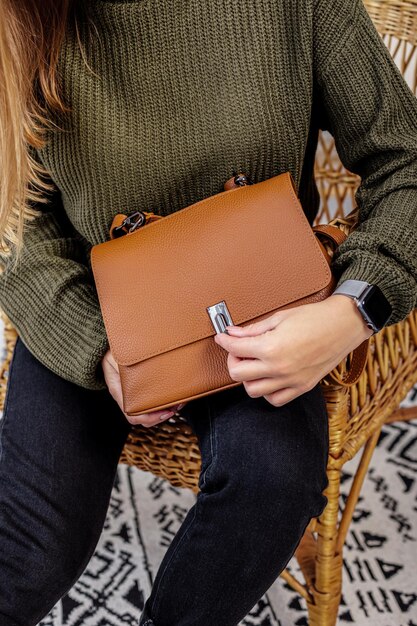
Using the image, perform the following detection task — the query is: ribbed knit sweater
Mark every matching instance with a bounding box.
[1,0,417,390]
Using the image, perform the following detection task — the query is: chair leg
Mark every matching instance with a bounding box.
[306,467,342,626]
[306,425,383,626]
[385,405,417,424]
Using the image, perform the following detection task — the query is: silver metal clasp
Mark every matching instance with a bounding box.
[207,301,234,334]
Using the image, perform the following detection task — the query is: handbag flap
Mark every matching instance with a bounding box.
[91,172,332,366]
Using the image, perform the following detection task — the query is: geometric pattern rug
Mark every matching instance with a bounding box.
[35,388,417,626]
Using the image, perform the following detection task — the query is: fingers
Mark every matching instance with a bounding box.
[126,408,177,427]
[102,347,119,372]
[263,386,306,407]
[227,352,271,382]
[103,349,188,428]
[107,350,119,373]
[214,331,266,359]
[225,314,280,337]
[125,402,188,427]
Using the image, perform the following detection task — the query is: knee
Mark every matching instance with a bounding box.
[0,515,100,626]
[211,428,329,520]
[236,455,328,519]
[199,388,330,523]
[42,516,102,598]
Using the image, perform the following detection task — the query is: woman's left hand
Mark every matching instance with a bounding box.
[213,294,373,407]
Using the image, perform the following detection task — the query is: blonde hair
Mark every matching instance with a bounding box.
[0,0,87,274]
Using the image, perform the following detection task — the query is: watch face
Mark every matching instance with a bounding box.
[359,285,392,330]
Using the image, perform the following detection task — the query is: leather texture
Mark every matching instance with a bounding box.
[91,171,368,416]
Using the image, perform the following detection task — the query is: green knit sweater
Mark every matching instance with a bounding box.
[1,0,417,390]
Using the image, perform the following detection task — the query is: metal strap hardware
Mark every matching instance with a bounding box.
[233,172,253,186]
[112,211,148,238]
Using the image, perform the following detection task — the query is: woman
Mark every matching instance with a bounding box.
[0,0,416,624]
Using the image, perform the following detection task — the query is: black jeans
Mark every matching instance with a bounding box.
[0,335,330,626]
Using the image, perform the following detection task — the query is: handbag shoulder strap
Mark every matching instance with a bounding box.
[326,339,369,387]
[312,223,348,247]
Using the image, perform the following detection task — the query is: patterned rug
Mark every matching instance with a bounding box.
[35,390,416,626]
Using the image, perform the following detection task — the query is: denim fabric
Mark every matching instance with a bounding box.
[0,336,329,626]
[0,336,131,626]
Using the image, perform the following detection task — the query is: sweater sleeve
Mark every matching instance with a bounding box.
[313,0,417,326]
[0,184,110,390]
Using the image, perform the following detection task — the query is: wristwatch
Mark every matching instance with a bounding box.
[331,279,392,335]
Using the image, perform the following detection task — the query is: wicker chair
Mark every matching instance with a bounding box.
[1,1,417,624]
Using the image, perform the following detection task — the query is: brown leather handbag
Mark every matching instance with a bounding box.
[90,171,369,417]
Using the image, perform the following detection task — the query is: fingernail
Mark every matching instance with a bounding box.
[176,403,186,410]
[159,411,174,420]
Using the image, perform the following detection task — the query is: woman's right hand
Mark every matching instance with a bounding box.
[101,348,186,427]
